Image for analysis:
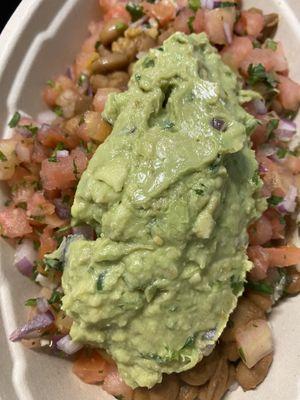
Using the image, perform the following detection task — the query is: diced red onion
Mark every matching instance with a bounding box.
[53,198,71,220]
[202,0,215,9]
[72,225,95,240]
[252,99,267,115]
[35,273,57,289]
[15,257,33,277]
[87,85,93,97]
[14,240,37,277]
[66,66,74,80]
[36,297,49,313]
[259,163,268,174]
[278,118,297,132]
[56,335,83,355]
[15,126,34,138]
[9,312,54,342]
[277,185,297,213]
[36,110,57,125]
[275,119,296,142]
[223,22,233,45]
[56,150,69,158]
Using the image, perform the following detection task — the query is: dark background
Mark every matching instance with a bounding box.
[0,0,22,32]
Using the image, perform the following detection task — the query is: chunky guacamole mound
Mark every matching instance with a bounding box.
[62,33,265,389]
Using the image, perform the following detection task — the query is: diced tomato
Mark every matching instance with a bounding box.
[31,142,50,164]
[27,192,55,219]
[37,125,80,150]
[73,350,111,384]
[102,364,133,400]
[193,9,205,34]
[12,186,34,206]
[250,120,269,148]
[0,207,32,238]
[247,245,270,280]
[7,166,38,189]
[221,36,253,71]
[15,141,32,164]
[99,0,118,13]
[248,215,273,246]
[143,0,176,27]
[241,45,288,75]
[265,246,300,268]
[283,155,300,174]
[40,148,88,191]
[248,245,300,280]
[278,75,300,111]
[173,8,194,34]
[93,88,120,113]
[256,153,295,196]
[38,227,57,259]
[104,4,131,25]
[239,10,265,38]
[264,208,285,240]
[43,75,74,107]
[204,8,235,45]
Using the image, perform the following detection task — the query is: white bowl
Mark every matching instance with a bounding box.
[0,1,299,399]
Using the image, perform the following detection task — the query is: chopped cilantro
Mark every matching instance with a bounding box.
[195,189,204,195]
[157,47,164,52]
[188,16,195,33]
[247,281,274,295]
[183,335,196,348]
[252,40,261,49]
[266,118,279,138]
[267,195,283,206]
[279,215,286,225]
[230,277,243,295]
[247,63,278,88]
[115,22,127,31]
[251,170,260,186]
[48,290,63,305]
[95,41,101,51]
[162,120,175,129]
[73,159,79,178]
[115,396,124,400]
[214,1,238,7]
[126,2,144,22]
[33,240,40,250]
[44,258,63,272]
[265,38,278,51]
[17,202,27,210]
[135,73,141,81]
[238,347,246,363]
[46,79,55,87]
[143,58,155,68]
[276,147,288,159]
[8,111,21,128]
[25,298,37,307]
[48,154,57,162]
[96,271,106,290]
[54,105,63,117]
[20,124,38,136]
[0,151,8,162]
[188,0,200,11]
[78,73,88,87]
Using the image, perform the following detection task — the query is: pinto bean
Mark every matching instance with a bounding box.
[286,271,300,294]
[221,298,266,342]
[149,375,180,400]
[236,353,273,390]
[245,291,273,312]
[206,357,229,400]
[90,71,129,91]
[177,385,199,400]
[261,13,279,41]
[133,388,150,400]
[91,52,130,74]
[180,350,219,386]
[99,19,128,46]
[222,341,239,362]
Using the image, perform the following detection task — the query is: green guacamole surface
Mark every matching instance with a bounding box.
[61,33,265,389]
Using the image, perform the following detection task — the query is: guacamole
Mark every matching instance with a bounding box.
[61,33,265,388]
